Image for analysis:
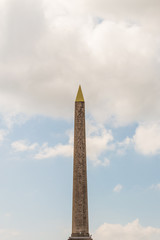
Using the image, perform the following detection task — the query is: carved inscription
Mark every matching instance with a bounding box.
[72,101,89,237]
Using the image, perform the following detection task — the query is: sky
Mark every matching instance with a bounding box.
[0,0,160,239]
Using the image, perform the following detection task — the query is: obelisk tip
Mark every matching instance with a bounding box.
[75,85,84,102]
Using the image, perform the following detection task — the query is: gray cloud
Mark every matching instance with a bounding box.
[0,0,160,125]
[2,0,46,59]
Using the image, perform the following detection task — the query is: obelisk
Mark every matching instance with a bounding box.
[68,86,92,240]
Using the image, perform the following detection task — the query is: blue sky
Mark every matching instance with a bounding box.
[1,0,160,239]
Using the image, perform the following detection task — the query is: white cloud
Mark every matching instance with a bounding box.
[1,112,30,129]
[11,140,38,152]
[0,0,160,126]
[116,122,160,156]
[87,122,114,166]
[34,142,73,159]
[118,137,133,147]
[113,184,123,193]
[100,158,110,167]
[32,123,113,166]
[4,213,11,217]
[117,137,133,154]
[0,228,21,239]
[0,129,7,144]
[94,219,160,240]
[150,184,160,191]
[133,123,160,155]
[12,121,160,161]
[34,130,73,159]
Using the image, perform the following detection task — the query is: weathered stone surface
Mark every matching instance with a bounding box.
[68,93,92,240]
[69,237,92,240]
[72,101,88,236]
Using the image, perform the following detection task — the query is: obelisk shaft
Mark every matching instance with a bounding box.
[68,86,92,240]
[72,100,89,236]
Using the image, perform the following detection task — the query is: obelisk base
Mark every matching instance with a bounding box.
[69,233,92,240]
[68,237,92,240]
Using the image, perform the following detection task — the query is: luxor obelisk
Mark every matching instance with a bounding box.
[68,86,92,240]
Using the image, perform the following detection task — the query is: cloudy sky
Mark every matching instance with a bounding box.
[1,0,160,239]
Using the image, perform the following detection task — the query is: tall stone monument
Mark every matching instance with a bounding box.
[68,86,92,240]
